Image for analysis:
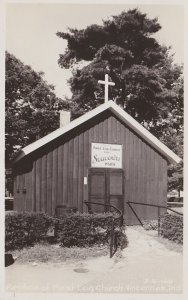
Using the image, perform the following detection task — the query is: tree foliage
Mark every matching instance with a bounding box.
[5,52,68,165]
[57,8,183,192]
[57,9,182,125]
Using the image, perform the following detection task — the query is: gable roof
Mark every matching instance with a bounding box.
[13,100,181,164]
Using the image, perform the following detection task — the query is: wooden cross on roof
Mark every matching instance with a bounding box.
[98,74,115,103]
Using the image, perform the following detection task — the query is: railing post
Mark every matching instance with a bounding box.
[84,201,122,258]
[127,202,144,226]
[158,206,160,237]
[110,222,114,258]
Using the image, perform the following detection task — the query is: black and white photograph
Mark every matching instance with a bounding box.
[2,0,186,297]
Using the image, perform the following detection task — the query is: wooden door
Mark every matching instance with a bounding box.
[88,168,124,213]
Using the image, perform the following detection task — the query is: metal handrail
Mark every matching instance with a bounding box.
[127,201,183,216]
[84,201,123,258]
[127,201,183,236]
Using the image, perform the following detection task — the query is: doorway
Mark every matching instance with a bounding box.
[88,168,124,213]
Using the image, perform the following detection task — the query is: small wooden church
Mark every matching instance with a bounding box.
[12,76,181,225]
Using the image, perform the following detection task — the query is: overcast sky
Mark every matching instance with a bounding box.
[6,3,184,99]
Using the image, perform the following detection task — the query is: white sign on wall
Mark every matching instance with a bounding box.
[91,143,122,168]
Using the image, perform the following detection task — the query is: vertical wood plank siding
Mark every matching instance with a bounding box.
[41,155,47,212]
[57,145,64,206]
[47,152,52,215]
[13,111,168,223]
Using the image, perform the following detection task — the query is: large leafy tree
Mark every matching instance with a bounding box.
[5,52,68,167]
[57,8,183,192]
[155,76,183,194]
[57,9,182,125]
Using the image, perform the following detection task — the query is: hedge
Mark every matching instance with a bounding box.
[142,219,158,231]
[5,212,128,251]
[54,212,127,248]
[5,212,54,251]
[160,213,183,244]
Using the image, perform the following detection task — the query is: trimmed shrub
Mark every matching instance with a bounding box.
[54,212,127,248]
[5,211,128,253]
[142,219,158,231]
[160,213,183,244]
[5,212,54,251]
[115,229,129,250]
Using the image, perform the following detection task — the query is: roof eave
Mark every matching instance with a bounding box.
[108,102,182,164]
[12,100,182,165]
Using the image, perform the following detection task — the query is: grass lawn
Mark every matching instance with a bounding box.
[9,243,109,264]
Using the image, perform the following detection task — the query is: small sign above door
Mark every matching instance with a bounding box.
[91,143,122,168]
